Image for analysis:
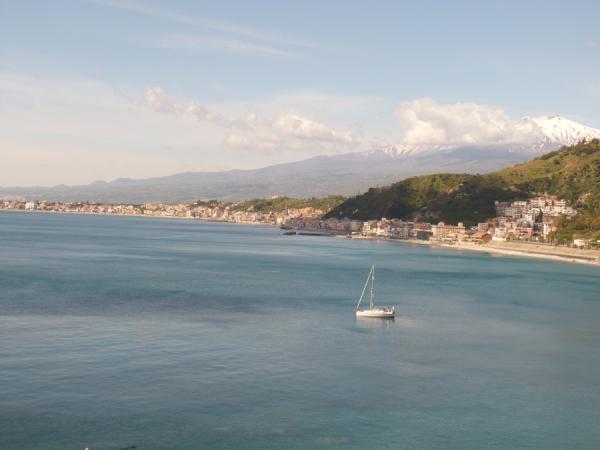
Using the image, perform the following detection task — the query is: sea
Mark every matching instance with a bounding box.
[1,211,600,450]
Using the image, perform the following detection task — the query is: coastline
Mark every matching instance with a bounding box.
[336,233,600,266]
[444,241,600,266]
[383,237,600,266]
[0,208,279,227]
[3,209,599,267]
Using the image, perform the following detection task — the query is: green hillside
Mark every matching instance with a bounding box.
[230,195,345,213]
[324,173,523,225]
[325,140,600,237]
[495,141,600,204]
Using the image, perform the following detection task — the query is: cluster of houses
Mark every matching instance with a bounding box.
[287,216,490,243]
[491,197,577,241]
[287,196,586,246]
[491,197,597,248]
[0,199,324,225]
[2,195,592,247]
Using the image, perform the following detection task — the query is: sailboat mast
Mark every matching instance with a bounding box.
[356,265,373,310]
[369,264,375,309]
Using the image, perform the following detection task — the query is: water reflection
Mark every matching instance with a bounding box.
[354,316,396,328]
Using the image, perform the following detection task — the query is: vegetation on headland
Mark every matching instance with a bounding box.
[226,195,346,213]
[325,140,600,239]
[325,173,525,226]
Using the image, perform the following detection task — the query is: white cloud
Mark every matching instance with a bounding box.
[225,112,356,152]
[395,98,543,146]
[275,113,354,144]
[143,86,358,152]
[144,86,227,125]
[155,34,296,57]
[225,132,279,151]
[89,0,313,57]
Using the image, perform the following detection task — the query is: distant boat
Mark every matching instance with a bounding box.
[282,230,296,235]
[355,265,395,318]
[297,231,331,236]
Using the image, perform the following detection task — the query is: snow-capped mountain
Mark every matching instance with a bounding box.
[365,143,454,157]
[365,115,600,158]
[530,115,600,147]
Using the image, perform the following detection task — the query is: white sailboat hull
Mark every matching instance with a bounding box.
[356,307,395,318]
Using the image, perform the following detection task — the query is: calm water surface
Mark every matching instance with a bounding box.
[1,211,600,449]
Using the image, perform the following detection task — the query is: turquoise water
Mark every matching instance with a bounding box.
[1,211,600,450]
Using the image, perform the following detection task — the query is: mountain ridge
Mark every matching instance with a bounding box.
[1,115,598,203]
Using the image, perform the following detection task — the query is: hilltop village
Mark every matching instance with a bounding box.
[1,195,592,248]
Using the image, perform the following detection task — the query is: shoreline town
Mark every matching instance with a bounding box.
[2,196,599,266]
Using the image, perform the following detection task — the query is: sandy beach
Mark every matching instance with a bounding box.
[446,241,600,266]
[387,238,600,266]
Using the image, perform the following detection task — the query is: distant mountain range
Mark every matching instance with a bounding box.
[2,116,599,203]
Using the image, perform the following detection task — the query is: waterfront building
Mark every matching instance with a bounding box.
[362,220,378,235]
[350,220,362,232]
[431,222,466,241]
[477,222,490,231]
[573,238,591,248]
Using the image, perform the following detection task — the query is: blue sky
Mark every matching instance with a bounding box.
[1,0,599,185]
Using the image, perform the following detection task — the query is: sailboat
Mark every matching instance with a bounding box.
[355,264,395,318]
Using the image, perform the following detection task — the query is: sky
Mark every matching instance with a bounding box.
[1,0,599,186]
